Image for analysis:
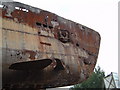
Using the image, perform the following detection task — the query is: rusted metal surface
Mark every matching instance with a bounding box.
[0,2,101,89]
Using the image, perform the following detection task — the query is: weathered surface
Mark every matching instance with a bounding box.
[0,2,101,89]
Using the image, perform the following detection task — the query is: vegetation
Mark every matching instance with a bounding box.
[70,66,105,90]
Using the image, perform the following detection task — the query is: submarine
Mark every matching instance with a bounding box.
[0,1,101,89]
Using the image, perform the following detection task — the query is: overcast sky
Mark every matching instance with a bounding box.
[9,0,118,75]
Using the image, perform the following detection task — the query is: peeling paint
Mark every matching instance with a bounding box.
[51,21,59,27]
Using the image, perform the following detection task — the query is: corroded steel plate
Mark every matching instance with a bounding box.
[0,2,101,89]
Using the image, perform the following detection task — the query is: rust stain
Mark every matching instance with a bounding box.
[40,42,51,46]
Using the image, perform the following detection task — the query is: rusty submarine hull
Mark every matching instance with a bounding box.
[0,1,101,89]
